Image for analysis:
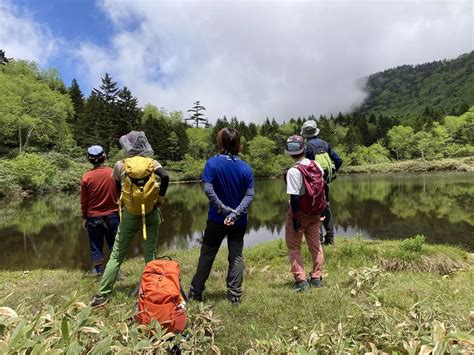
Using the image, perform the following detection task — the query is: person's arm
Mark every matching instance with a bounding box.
[286,167,303,231]
[290,194,301,231]
[112,162,122,194]
[204,182,233,214]
[154,167,169,207]
[327,145,343,171]
[155,167,169,197]
[225,187,255,223]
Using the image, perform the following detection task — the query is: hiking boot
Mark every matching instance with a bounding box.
[95,264,105,274]
[308,277,323,288]
[90,294,108,308]
[293,280,309,292]
[187,290,203,302]
[323,234,334,245]
[228,295,241,305]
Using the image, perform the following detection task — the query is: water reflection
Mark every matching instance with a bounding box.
[0,172,472,270]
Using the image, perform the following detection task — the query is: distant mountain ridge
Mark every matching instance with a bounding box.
[355,51,474,117]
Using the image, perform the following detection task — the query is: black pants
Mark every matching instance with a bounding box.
[190,220,246,298]
[321,183,334,241]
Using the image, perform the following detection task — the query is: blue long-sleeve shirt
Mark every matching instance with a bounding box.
[305,137,343,171]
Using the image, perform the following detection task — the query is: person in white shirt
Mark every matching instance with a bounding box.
[284,135,325,292]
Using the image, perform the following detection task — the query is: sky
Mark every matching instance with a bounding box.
[1,0,473,123]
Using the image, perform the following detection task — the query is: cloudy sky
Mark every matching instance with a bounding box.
[1,0,473,122]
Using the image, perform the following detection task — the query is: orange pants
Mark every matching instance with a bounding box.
[285,208,324,282]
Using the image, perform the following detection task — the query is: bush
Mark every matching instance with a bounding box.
[8,153,58,191]
[349,144,391,166]
[0,162,20,197]
[0,152,90,198]
[167,155,205,181]
[400,235,425,253]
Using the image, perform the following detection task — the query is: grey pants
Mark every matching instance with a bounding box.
[190,220,246,298]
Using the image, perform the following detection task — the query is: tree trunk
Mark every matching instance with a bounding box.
[22,128,34,152]
[19,126,22,154]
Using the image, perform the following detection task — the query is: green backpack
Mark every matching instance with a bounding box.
[307,142,336,183]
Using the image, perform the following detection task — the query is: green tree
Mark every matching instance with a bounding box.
[185,101,207,127]
[0,62,73,154]
[90,73,119,151]
[350,143,391,165]
[166,131,180,161]
[68,79,85,145]
[412,130,432,160]
[387,125,414,160]
[117,86,142,134]
[186,127,212,159]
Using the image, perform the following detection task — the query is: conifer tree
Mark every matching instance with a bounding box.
[185,101,207,127]
[91,73,119,151]
[117,86,142,134]
[68,79,85,145]
[82,91,102,147]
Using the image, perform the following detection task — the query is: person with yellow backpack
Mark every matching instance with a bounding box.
[301,120,343,245]
[91,131,169,308]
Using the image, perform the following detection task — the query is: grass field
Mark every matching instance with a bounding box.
[1,236,473,353]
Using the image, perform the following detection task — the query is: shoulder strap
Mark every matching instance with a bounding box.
[307,140,326,154]
[306,141,317,153]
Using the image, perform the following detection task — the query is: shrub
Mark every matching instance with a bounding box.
[8,153,58,191]
[400,234,425,253]
[167,155,205,181]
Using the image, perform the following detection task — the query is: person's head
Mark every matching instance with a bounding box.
[300,120,320,138]
[87,145,106,166]
[119,131,154,157]
[216,128,241,155]
[284,135,306,160]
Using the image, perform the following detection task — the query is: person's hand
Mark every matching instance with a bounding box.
[157,195,165,207]
[292,218,301,232]
[320,215,326,222]
[224,212,237,226]
[82,219,88,231]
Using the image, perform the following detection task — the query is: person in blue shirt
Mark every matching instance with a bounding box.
[301,120,343,245]
[188,128,254,305]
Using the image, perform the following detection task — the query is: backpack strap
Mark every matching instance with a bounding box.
[306,141,326,155]
[141,203,147,240]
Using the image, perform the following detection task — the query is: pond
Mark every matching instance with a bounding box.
[0,172,472,271]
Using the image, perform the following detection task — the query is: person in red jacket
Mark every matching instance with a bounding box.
[80,145,119,276]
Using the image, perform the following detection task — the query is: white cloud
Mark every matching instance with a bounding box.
[0,0,60,65]
[76,0,473,122]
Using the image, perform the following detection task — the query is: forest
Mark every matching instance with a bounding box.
[0,51,473,198]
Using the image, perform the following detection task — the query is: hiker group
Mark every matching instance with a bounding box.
[80,120,342,327]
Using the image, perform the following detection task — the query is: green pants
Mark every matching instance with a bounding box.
[99,208,161,296]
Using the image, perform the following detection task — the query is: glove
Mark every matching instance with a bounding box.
[292,218,300,232]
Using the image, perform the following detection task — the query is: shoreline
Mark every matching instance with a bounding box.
[2,156,473,200]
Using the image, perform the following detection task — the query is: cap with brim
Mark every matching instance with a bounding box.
[285,144,305,155]
[284,135,306,156]
[300,120,320,138]
[87,145,104,156]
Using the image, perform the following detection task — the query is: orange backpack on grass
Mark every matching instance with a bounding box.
[134,258,187,333]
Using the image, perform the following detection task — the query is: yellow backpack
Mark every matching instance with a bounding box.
[119,156,159,240]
